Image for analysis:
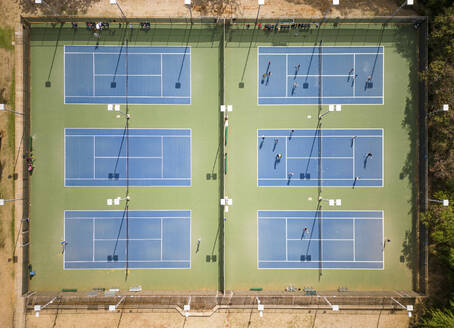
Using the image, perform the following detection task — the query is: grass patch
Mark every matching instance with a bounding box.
[10,206,15,250]
[0,27,14,50]
[6,68,15,151]
[0,220,5,249]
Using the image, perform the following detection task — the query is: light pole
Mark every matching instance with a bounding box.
[0,104,23,115]
[0,198,23,206]
[107,196,130,206]
[391,0,414,18]
[429,198,449,206]
[107,104,130,119]
[427,104,449,118]
[184,0,193,24]
[34,0,59,16]
[109,0,127,21]
[319,104,341,119]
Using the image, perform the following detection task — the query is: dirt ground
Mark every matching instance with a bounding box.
[24,310,411,328]
[0,0,416,327]
[0,2,21,328]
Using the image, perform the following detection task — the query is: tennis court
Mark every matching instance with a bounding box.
[257,129,383,187]
[258,210,384,269]
[258,46,384,105]
[65,128,191,186]
[64,45,191,104]
[64,210,191,269]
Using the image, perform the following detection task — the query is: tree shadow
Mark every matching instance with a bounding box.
[394,23,422,292]
[19,0,102,15]
[192,0,241,17]
[282,0,414,17]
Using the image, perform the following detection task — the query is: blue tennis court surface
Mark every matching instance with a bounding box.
[65,128,191,187]
[258,129,383,187]
[64,46,191,104]
[64,210,191,269]
[258,46,384,105]
[258,210,384,269]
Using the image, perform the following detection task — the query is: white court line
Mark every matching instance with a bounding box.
[261,135,382,138]
[353,218,356,261]
[285,137,288,178]
[66,260,189,263]
[92,53,95,96]
[285,218,288,261]
[293,74,353,77]
[258,178,381,181]
[92,218,95,262]
[93,136,96,179]
[161,218,163,261]
[95,156,163,159]
[353,54,356,97]
[67,216,188,220]
[258,96,384,99]
[286,238,354,241]
[66,52,191,55]
[66,95,190,98]
[285,54,288,96]
[259,217,383,220]
[352,136,356,178]
[66,177,190,180]
[66,134,190,138]
[259,260,383,263]
[287,156,353,159]
[94,238,162,241]
[259,53,383,56]
[94,74,161,77]
[160,54,163,97]
[161,136,164,178]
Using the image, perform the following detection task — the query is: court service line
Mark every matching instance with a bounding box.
[93,136,96,179]
[353,54,356,97]
[286,238,354,241]
[259,52,383,56]
[353,217,356,261]
[93,238,162,241]
[258,96,383,99]
[285,54,288,96]
[287,156,353,159]
[258,178,381,181]
[285,137,288,178]
[66,95,190,99]
[66,52,191,56]
[67,177,190,180]
[93,74,161,77]
[161,136,164,178]
[94,156,163,159]
[285,218,288,261]
[160,54,163,97]
[161,218,163,261]
[92,218,95,262]
[92,53,95,96]
[352,136,356,178]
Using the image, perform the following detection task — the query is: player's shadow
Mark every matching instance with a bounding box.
[274,157,281,169]
[259,137,265,149]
